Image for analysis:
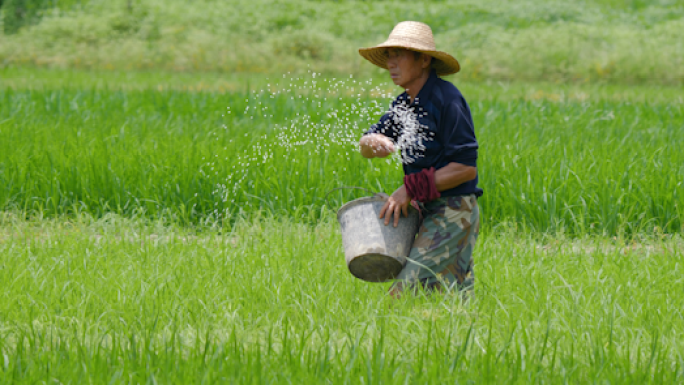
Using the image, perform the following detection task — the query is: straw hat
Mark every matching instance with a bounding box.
[359,21,460,76]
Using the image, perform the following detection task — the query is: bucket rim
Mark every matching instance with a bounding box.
[336,195,387,219]
[336,195,418,220]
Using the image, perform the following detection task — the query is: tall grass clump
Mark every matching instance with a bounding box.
[1,0,683,84]
[0,73,682,235]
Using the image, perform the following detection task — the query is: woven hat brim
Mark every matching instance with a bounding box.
[359,43,460,76]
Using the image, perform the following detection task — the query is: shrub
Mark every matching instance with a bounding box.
[3,0,48,34]
[271,29,335,60]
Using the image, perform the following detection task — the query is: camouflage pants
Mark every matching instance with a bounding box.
[390,194,480,296]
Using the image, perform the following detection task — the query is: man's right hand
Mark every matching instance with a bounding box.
[359,134,395,158]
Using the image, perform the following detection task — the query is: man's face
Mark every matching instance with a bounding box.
[386,48,428,89]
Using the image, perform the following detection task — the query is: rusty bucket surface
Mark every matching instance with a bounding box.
[337,195,421,282]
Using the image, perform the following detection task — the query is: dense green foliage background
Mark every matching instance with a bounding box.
[1,0,684,84]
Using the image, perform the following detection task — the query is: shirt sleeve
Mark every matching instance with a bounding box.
[441,98,478,167]
[364,110,400,144]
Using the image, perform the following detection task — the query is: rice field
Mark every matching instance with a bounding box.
[0,68,683,383]
[1,69,682,235]
[1,213,683,383]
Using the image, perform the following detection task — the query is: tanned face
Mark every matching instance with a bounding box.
[385,48,431,91]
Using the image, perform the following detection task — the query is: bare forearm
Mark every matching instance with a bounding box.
[434,162,477,192]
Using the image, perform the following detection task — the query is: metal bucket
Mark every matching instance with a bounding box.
[336,194,421,282]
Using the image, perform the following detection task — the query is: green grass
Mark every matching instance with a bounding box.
[1,69,682,235]
[1,213,683,383]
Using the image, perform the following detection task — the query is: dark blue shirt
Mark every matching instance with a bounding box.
[365,70,482,198]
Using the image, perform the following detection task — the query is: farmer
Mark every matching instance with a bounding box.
[358,21,482,298]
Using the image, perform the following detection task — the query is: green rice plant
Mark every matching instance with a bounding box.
[0,213,682,383]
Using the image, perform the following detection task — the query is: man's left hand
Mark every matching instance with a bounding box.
[379,185,411,227]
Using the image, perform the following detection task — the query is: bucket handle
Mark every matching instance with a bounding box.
[325,186,380,211]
